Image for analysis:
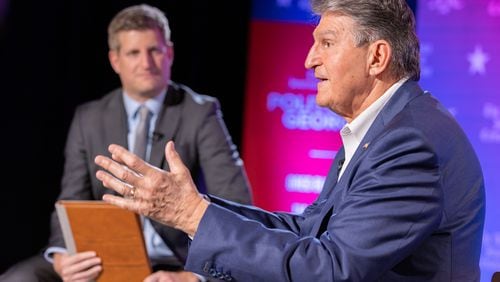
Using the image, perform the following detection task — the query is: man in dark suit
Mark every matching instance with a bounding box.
[0,4,251,282]
[94,0,485,281]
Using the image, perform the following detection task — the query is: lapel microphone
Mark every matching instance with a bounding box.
[152,132,164,142]
[337,158,345,174]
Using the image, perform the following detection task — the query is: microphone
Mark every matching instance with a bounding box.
[337,158,345,174]
[152,132,164,142]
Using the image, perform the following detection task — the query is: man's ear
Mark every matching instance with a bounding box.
[367,40,392,76]
[108,50,120,74]
[166,44,174,66]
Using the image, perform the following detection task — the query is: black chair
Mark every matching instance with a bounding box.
[492,272,500,282]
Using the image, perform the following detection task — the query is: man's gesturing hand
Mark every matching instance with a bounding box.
[94,141,209,237]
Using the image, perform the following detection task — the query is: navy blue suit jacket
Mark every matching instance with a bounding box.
[186,80,485,281]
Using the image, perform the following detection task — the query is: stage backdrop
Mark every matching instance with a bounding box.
[242,0,500,281]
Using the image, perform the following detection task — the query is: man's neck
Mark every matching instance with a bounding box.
[346,77,400,123]
[125,88,166,103]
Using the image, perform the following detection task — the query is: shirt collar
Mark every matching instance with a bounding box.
[122,89,166,119]
[338,77,409,178]
[343,77,409,142]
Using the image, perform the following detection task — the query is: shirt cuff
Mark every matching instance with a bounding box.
[43,247,68,263]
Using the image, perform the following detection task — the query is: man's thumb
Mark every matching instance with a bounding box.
[165,140,184,173]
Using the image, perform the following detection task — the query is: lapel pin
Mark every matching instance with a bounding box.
[362,142,370,150]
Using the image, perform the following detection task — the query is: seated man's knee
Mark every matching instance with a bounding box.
[0,255,60,282]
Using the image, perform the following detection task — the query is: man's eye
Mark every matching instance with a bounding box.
[151,49,163,55]
[322,40,332,48]
[150,47,166,55]
[127,51,140,57]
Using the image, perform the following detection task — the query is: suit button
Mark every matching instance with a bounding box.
[209,268,217,277]
[224,274,233,281]
[203,262,212,273]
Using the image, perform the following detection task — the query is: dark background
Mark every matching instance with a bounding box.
[0,0,251,272]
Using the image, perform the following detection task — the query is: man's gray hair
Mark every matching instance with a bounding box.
[107,4,171,51]
[310,0,420,80]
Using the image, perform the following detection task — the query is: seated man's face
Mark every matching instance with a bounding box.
[109,28,173,100]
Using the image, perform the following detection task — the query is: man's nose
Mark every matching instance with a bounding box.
[140,52,155,68]
[304,44,319,70]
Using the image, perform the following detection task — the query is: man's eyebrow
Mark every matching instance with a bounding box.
[316,29,337,38]
[125,48,140,54]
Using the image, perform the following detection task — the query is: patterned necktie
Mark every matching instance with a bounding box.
[133,105,151,161]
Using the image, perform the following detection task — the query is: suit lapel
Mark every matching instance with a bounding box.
[101,90,128,197]
[318,147,345,200]
[103,90,129,149]
[310,80,424,237]
[337,80,424,187]
[149,83,184,168]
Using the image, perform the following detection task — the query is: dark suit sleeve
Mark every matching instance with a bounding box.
[195,98,253,204]
[48,106,94,248]
[208,195,303,232]
[185,127,443,281]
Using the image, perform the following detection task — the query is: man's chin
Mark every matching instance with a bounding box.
[315,95,329,108]
[136,84,167,96]
[140,89,162,97]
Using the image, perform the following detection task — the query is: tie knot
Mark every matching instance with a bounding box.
[138,105,150,120]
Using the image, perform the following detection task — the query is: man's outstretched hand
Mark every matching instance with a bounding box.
[95,141,209,237]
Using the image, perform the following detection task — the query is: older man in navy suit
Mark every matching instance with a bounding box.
[95,0,485,281]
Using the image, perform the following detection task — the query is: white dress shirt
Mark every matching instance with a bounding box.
[338,77,409,179]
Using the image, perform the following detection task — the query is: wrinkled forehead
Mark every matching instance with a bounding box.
[313,12,357,38]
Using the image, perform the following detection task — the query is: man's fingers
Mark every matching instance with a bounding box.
[108,144,152,176]
[165,141,188,174]
[95,152,144,188]
[143,271,176,282]
[60,253,101,279]
[68,264,102,281]
[102,194,142,214]
[60,252,97,270]
[63,258,101,276]
[96,169,135,197]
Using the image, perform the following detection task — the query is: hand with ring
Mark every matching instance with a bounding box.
[94,141,210,237]
[127,186,136,199]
